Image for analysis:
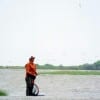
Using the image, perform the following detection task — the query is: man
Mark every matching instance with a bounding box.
[25,56,38,96]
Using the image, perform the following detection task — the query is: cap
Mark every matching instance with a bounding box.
[29,56,35,60]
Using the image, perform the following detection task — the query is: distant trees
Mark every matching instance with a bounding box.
[76,60,100,70]
[94,60,100,70]
[1,60,100,70]
[79,63,95,70]
[36,60,100,70]
[36,64,58,69]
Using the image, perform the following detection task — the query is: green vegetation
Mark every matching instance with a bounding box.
[39,70,100,75]
[37,60,100,70]
[1,60,100,70]
[0,66,5,69]
[0,90,7,96]
[0,66,23,69]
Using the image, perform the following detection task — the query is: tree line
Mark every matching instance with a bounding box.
[0,60,100,70]
[37,60,100,70]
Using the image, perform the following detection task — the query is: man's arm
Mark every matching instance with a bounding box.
[35,64,38,75]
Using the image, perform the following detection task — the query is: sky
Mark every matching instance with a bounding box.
[0,0,100,66]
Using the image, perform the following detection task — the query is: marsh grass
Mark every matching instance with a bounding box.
[39,70,100,75]
[0,90,7,96]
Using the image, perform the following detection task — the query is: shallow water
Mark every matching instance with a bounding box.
[0,69,100,99]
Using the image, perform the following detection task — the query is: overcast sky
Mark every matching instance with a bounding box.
[0,0,100,66]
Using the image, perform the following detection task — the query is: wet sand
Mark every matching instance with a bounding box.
[0,69,100,100]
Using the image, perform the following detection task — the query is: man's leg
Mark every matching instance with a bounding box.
[26,75,36,96]
[26,88,29,96]
[25,77,33,96]
[28,77,33,96]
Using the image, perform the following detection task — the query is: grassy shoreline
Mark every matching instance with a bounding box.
[0,68,100,75]
[0,90,7,96]
[39,70,100,75]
